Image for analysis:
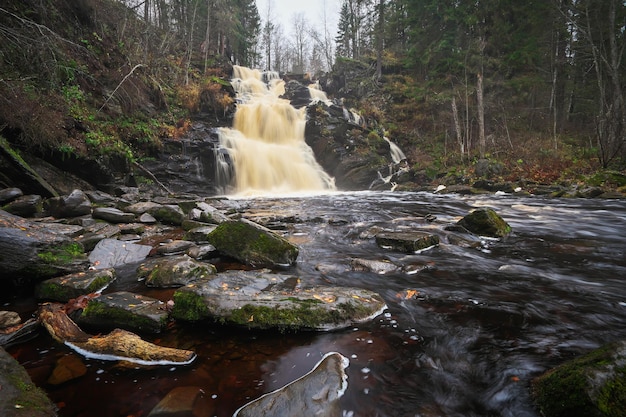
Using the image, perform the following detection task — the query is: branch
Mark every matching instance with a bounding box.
[98,64,145,113]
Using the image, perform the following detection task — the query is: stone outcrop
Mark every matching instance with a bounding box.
[457,207,512,238]
[172,270,387,331]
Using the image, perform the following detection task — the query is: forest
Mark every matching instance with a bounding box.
[0,0,625,191]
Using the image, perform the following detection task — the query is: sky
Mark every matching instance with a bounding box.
[255,0,343,36]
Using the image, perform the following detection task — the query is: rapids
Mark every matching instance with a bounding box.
[7,191,626,417]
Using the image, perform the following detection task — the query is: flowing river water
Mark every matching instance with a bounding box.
[6,191,626,417]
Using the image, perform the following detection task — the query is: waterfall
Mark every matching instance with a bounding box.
[385,137,406,164]
[216,66,335,195]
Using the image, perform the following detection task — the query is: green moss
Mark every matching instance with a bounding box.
[37,242,84,264]
[227,301,371,331]
[457,208,511,237]
[6,373,53,411]
[82,299,166,332]
[171,289,209,321]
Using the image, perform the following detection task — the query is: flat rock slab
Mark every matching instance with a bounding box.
[375,231,439,253]
[78,291,169,333]
[88,238,152,269]
[172,271,387,331]
[234,352,349,417]
[147,386,204,417]
[35,268,116,301]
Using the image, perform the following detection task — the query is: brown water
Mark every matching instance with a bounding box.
[6,191,626,417]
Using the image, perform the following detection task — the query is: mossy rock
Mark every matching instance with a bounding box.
[171,271,386,331]
[78,291,169,333]
[35,268,116,302]
[457,208,511,237]
[136,255,216,288]
[207,219,298,267]
[375,231,439,253]
[532,340,626,417]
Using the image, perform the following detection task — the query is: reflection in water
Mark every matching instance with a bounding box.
[8,192,626,417]
[216,66,335,195]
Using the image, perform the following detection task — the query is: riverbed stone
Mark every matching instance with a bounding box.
[147,386,204,417]
[137,255,216,288]
[93,207,136,223]
[88,238,152,269]
[0,347,57,416]
[78,291,169,333]
[2,194,43,217]
[0,318,39,347]
[47,353,87,385]
[0,187,23,204]
[206,219,299,267]
[171,270,387,331]
[234,352,348,417]
[457,207,511,237]
[0,311,22,329]
[35,268,116,302]
[375,231,439,253]
[155,239,195,256]
[147,204,185,225]
[44,189,92,218]
[532,340,626,417]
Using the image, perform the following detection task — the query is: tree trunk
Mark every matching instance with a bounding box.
[477,73,486,159]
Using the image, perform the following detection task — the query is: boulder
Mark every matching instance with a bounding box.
[137,255,216,288]
[44,189,92,218]
[457,208,511,238]
[0,210,87,282]
[35,268,116,302]
[171,270,387,331]
[78,291,169,333]
[0,347,57,416]
[2,194,43,217]
[375,231,439,253]
[532,340,626,417]
[147,204,185,226]
[207,219,299,267]
[0,187,23,204]
[234,352,348,417]
[88,238,152,269]
[154,240,195,256]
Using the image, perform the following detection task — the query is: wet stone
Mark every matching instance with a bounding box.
[2,194,43,217]
[0,187,23,204]
[0,311,21,329]
[184,225,219,243]
[137,255,216,288]
[47,354,87,385]
[375,231,439,253]
[93,207,136,223]
[125,201,163,215]
[147,204,185,226]
[35,268,116,302]
[138,212,157,223]
[147,386,204,417]
[155,239,196,256]
[172,270,387,331]
[457,207,511,238]
[88,238,152,269]
[234,352,349,417]
[78,291,169,333]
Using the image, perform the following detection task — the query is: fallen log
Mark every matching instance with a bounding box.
[38,303,195,366]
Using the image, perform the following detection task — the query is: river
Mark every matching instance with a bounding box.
[7,190,626,417]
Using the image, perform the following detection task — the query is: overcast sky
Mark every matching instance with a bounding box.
[255,0,343,36]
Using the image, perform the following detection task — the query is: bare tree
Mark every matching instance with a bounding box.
[292,13,309,73]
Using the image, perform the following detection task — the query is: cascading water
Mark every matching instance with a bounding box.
[216,66,336,195]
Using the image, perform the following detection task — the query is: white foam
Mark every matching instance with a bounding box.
[64,342,197,366]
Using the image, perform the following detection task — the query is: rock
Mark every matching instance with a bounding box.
[88,238,152,269]
[78,291,169,333]
[532,340,626,417]
[38,303,195,365]
[2,194,43,217]
[234,352,349,417]
[137,255,216,288]
[92,207,136,223]
[35,268,116,302]
[0,210,87,282]
[171,270,387,331]
[147,204,185,225]
[138,212,157,223]
[0,187,23,204]
[457,208,511,238]
[187,244,218,260]
[282,79,313,108]
[0,318,39,347]
[375,231,439,253]
[350,258,400,274]
[191,202,230,224]
[155,239,195,256]
[47,354,87,385]
[0,311,22,329]
[184,225,218,242]
[147,386,204,417]
[207,219,299,267]
[124,201,163,215]
[0,347,57,416]
[84,190,117,205]
[44,189,92,218]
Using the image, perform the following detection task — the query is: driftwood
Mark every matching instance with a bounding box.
[38,303,195,365]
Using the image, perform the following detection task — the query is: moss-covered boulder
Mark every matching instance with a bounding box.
[35,268,116,302]
[137,255,216,288]
[375,231,439,253]
[207,219,299,267]
[171,270,387,331]
[532,340,626,417]
[147,204,185,226]
[457,208,511,238]
[0,347,57,416]
[78,291,169,333]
